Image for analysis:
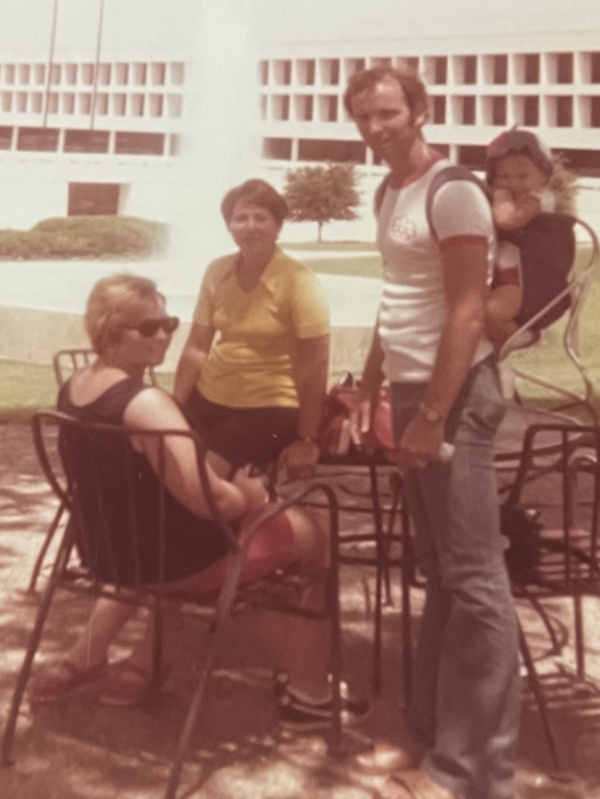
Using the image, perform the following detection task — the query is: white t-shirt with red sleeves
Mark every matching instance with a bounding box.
[376,159,495,383]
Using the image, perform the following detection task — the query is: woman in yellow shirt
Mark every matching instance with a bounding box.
[174,179,330,480]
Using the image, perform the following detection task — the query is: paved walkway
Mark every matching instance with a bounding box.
[1,423,600,799]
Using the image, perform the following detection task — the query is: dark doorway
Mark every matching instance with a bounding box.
[68,183,120,216]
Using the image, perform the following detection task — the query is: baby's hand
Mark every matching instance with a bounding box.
[232,466,269,514]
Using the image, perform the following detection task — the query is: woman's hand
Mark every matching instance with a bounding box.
[278,439,320,480]
[232,466,269,514]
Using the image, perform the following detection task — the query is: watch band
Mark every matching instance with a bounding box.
[419,402,444,423]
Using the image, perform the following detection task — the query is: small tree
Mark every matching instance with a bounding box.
[284,163,360,242]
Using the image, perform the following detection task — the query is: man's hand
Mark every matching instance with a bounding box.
[396,416,445,473]
[278,439,320,480]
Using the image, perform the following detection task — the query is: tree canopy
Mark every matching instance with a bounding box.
[283,163,360,241]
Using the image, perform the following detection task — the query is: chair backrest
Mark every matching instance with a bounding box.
[52,348,157,388]
[32,410,236,591]
[499,216,599,423]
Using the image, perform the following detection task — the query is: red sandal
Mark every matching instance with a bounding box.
[28,658,108,704]
[99,661,170,708]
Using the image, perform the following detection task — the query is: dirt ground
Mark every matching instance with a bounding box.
[1,422,600,799]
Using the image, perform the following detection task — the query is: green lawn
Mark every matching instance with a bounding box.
[1,242,599,423]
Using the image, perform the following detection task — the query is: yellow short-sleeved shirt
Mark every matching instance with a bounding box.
[193,246,330,408]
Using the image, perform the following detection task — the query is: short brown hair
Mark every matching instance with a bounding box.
[85,273,162,354]
[343,66,429,119]
[220,179,288,226]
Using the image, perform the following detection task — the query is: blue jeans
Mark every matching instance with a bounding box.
[391,357,520,799]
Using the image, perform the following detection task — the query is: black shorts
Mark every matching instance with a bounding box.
[183,390,299,470]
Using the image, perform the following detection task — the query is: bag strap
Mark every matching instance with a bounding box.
[375,164,490,241]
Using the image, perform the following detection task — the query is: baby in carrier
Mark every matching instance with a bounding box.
[485,128,575,348]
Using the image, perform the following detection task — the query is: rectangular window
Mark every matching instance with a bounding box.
[434,57,447,85]
[33,64,46,85]
[81,64,94,85]
[68,183,120,216]
[556,96,573,127]
[432,96,446,124]
[130,93,145,117]
[298,138,366,163]
[65,64,77,85]
[273,60,292,86]
[0,126,13,149]
[459,145,486,170]
[463,56,477,85]
[150,63,166,86]
[98,63,111,85]
[523,95,539,126]
[168,62,185,86]
[114,131,165,155]
[64,129,110,153]
[296,95,313,121]
[18,64,31,85]
[262,137,293,160]
[259,61,269,86]
[591,53,600,83]
[297,59,316,86]
[167,94,182,117]
[272,95,290,121]
[524,54,540,84]
[556,53,573,84]
[591,97,600,127]
[95,93,108,115]
[115,63,129,85]
[17,126,60,151]
[1,92,13,112]
[132,63,147,86]
[149,94,163,117]
[492,96,507,126]
[462,96,476,125]
[493,55,508,84]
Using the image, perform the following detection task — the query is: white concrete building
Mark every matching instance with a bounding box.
[1,0,600,237]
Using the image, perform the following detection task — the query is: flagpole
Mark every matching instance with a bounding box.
[42,0,60,128]
[90,0,106,130]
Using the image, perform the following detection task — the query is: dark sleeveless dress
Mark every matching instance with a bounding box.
[57,378,230,585]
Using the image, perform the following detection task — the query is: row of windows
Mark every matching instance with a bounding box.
[263,92,600,129]
[0,90,183,119]
[260,52,600,88]
[0,126,178,156]
[262,136,600,176]
[0,61,185,88]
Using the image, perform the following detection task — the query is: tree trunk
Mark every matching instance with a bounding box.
[317,222,322,242]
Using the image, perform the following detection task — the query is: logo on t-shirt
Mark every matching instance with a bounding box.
[389,214,417,245]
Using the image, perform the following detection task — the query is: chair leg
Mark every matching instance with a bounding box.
[1,574,59,765]
[400,500,413,704]
[369,464,386,696]
[518,622,561,773]
[573,593,586,683]
[26,502,65,594]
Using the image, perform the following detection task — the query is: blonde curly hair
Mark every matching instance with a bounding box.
[85,273,162,354]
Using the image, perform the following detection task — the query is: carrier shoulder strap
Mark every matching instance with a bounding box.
[375,164,490,241]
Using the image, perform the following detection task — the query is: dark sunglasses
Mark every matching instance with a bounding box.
[126,316,180,337]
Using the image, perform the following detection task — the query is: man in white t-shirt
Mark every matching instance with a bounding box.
[345,67,519,799]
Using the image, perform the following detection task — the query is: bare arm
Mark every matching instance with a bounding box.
[172,323,215,405]
[349,317,386,444]
[397,240,489,471]
[123,388,266,521]
[493,188,541,231]
[278,333,329,478]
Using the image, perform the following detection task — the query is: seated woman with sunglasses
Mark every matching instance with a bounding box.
[174,179,330,481]
[28,274,367,728]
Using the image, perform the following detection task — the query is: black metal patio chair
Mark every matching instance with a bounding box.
[1,410,343,799]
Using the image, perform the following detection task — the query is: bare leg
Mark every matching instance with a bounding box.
[486,284,522,348]
[239,506,331,699]
[65,598,138,669]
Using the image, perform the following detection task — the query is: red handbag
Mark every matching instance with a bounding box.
[319,374,395,457]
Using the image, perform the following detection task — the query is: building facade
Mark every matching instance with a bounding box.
[1,1,600,236]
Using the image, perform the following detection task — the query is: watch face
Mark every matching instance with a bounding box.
[421,404,442,423]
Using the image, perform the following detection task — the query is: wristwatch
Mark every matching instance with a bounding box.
[419,402,444,424]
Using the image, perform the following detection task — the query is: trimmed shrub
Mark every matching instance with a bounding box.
[0,216,168,260]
